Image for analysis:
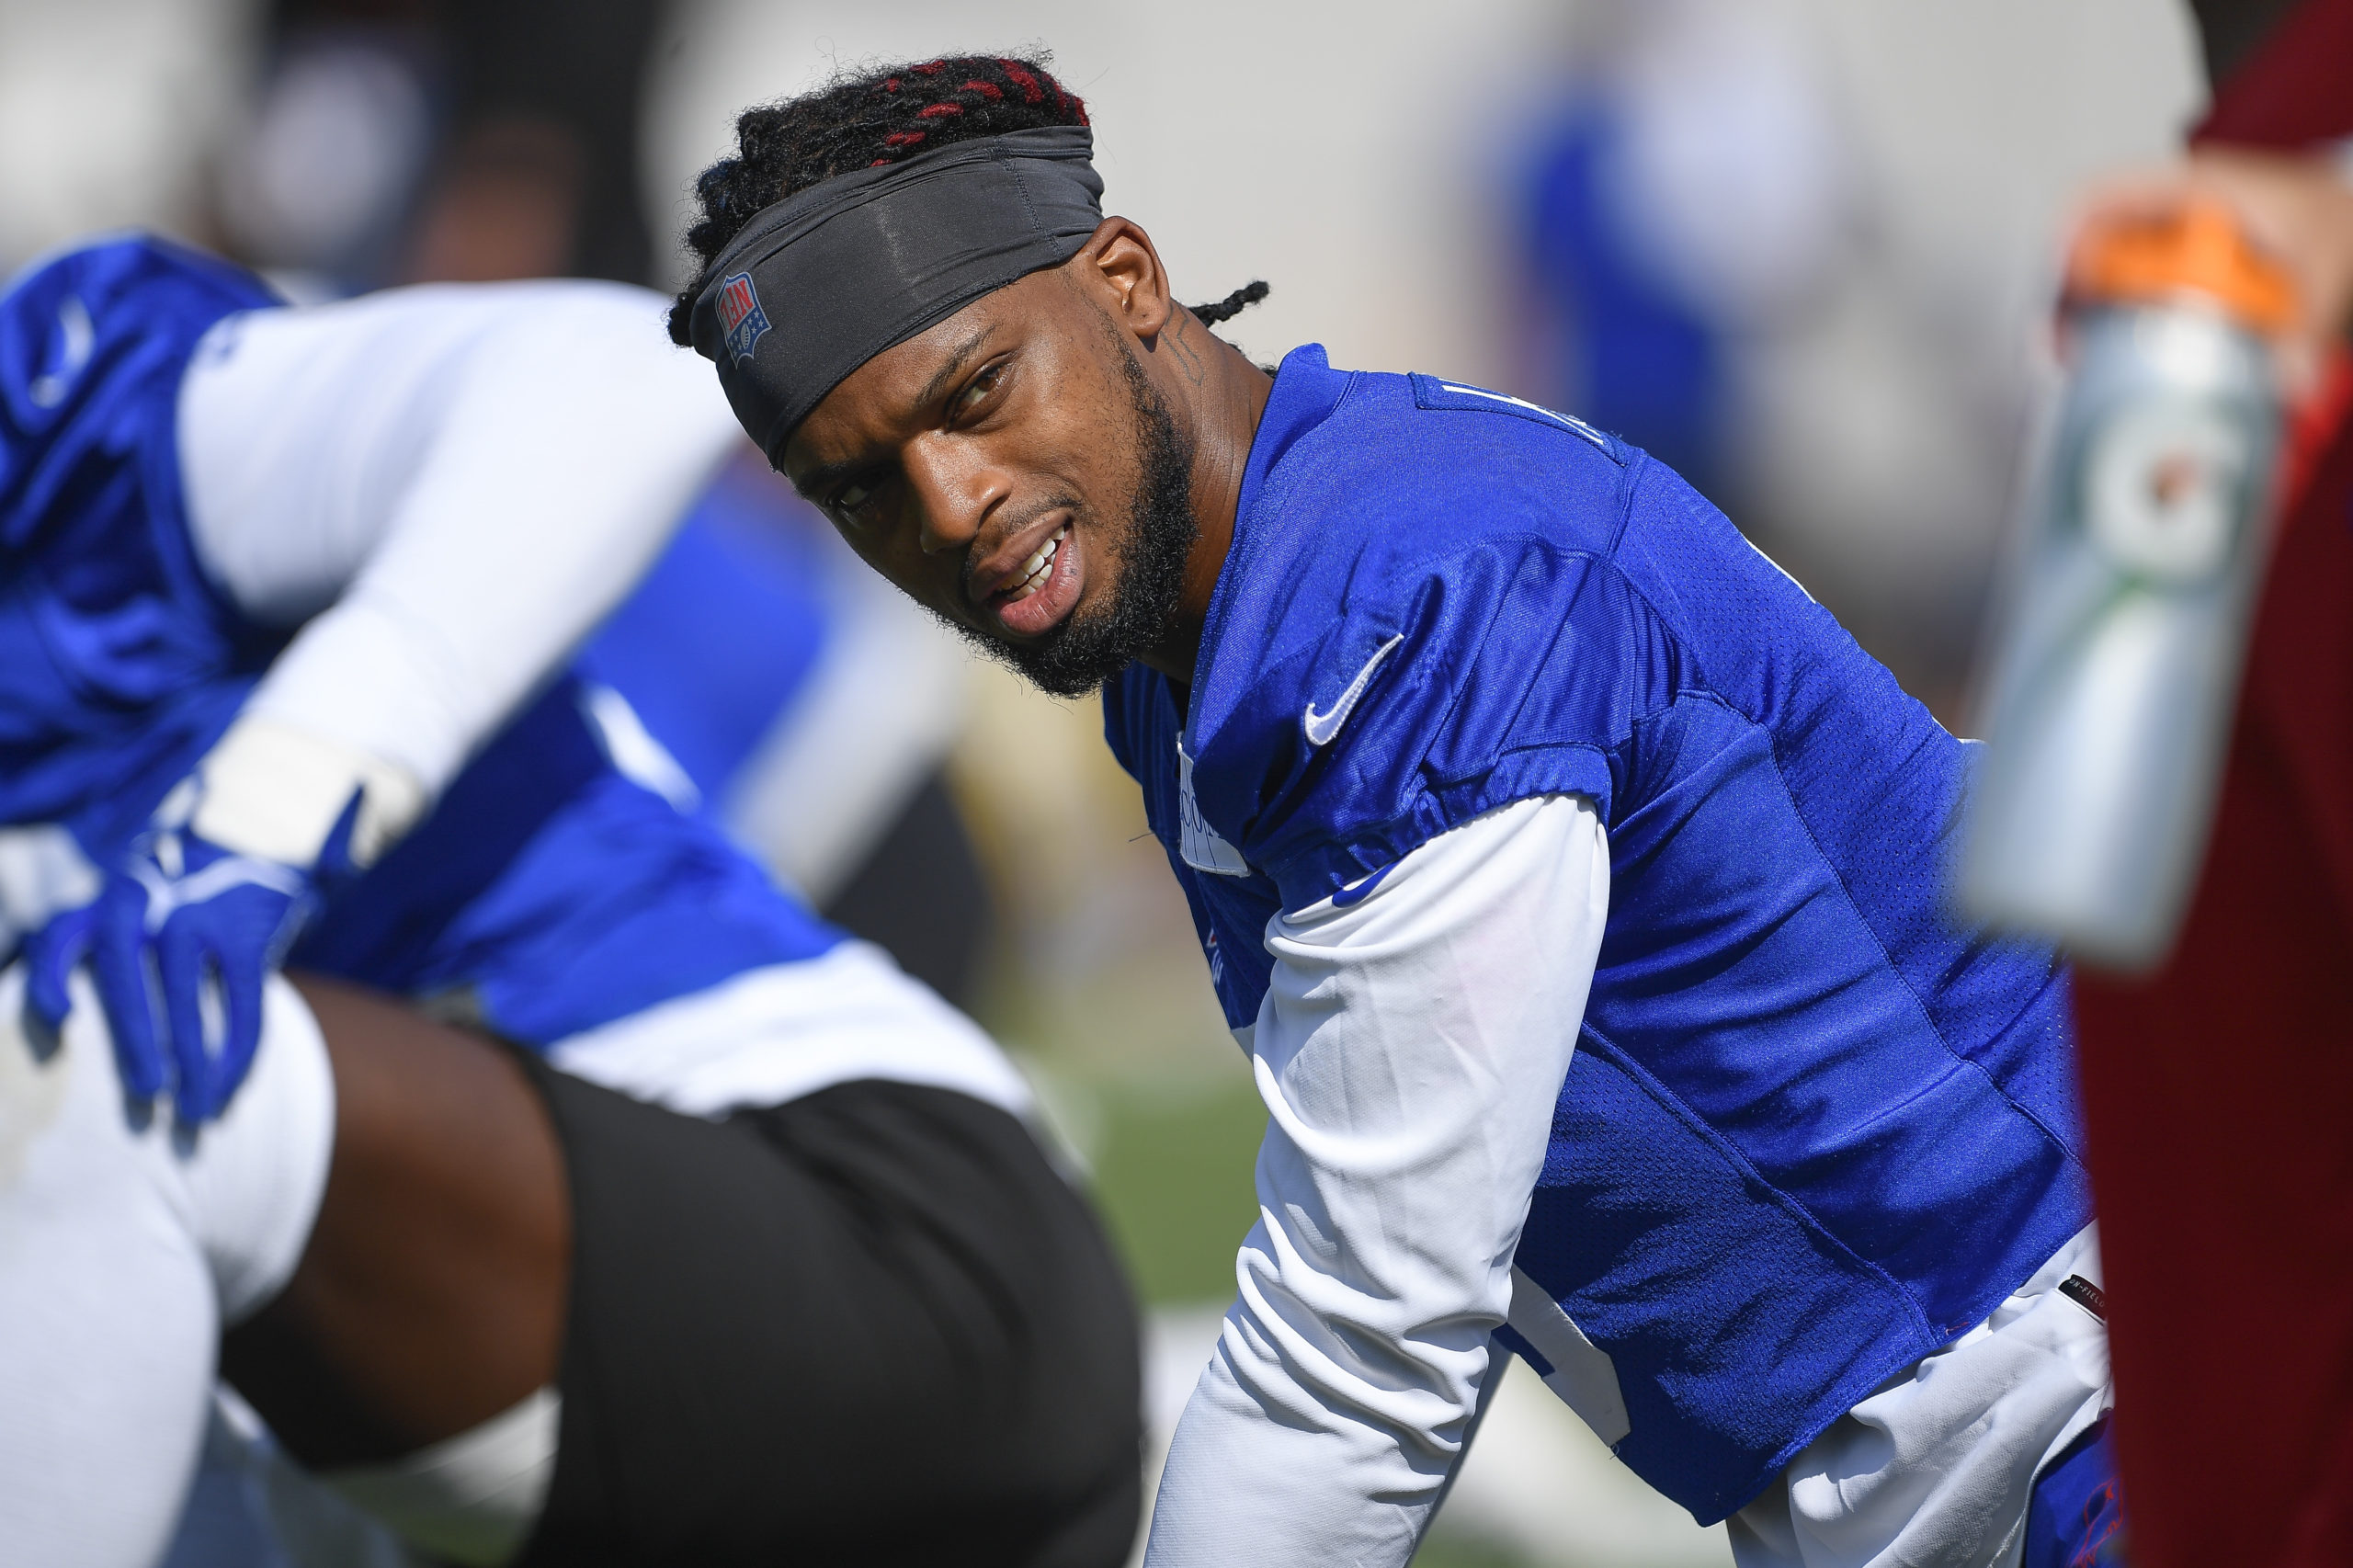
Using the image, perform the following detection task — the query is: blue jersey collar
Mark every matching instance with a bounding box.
[1186,343,1353,739]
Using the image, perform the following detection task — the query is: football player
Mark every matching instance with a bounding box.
[671,52,2115,1568]
[0,233,1139,1568]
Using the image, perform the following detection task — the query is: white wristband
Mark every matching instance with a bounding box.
[191,717,427,871]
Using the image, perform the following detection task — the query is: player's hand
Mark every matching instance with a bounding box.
[2071,149,2353,401]
[23,888,160,1099]
[21,719,418,1121]
[24,786,355,1125]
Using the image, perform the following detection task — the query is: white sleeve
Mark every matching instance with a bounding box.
[176,281,743,816]
[1142,792,1609,1568]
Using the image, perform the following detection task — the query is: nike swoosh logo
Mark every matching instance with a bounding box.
[1302,633,1404,747]
[1330,862,1395,907]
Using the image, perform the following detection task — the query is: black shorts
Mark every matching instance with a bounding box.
[508,1062,1142,1568]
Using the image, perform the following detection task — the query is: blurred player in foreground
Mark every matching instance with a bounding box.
[672,54,2113,1568]
[2063,2,2353,1564]
[0,235,1140,1567]
[572,453,995,1009]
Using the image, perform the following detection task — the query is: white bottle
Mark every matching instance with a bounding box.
[1961,200,2295,971]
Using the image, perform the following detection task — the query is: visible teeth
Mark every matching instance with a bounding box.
[1006,526,1065,601]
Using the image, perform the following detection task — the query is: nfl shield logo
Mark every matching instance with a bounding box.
[716,271,771,366]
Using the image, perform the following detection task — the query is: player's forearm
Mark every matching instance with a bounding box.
[1145,794,1608,1565]
[1146,1346,1444,1567]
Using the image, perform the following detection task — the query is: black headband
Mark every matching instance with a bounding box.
[687,124,1104,460]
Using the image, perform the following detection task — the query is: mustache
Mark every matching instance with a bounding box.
[956,491,1086,606]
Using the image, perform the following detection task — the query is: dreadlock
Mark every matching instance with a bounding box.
[668,53,1267,344]
[1188,279,1270,325]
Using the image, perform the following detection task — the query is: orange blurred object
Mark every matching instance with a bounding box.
[2066,196,2300,335]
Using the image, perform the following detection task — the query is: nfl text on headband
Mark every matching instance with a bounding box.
[687,124,1105,461]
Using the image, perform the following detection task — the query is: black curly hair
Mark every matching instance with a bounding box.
[668,53,1266,345]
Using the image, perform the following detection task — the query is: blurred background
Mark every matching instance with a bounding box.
[0,1,2211,1562]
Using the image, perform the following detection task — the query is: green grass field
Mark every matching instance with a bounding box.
[1085,1070,1265,1304]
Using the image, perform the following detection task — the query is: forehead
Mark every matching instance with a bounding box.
[781,267,1095,478]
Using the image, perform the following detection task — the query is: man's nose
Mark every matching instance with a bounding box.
[902,438,1008,557]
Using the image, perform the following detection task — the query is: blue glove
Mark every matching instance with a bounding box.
[25,796,354,1124]
[23,888,157,1096]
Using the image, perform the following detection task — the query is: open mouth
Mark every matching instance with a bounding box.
[1002,523,1065,603]
[987,521,1080,639]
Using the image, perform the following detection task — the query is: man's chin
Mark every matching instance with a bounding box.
[930,599,1130,698]
[964,333,1198,699]
[1005,618,1132,698]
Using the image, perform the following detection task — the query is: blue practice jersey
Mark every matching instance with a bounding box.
[1103,347,2087,1521]
[574,454,834,813]
[0,236,280,858]
[0,235,842,1045]
[294,675,840,1046]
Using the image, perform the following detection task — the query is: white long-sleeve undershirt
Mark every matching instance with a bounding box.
[174,280,744,842]
[1144,793,1610,1567]
[1140,792,2110,1568]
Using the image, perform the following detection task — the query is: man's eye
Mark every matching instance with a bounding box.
[954,365,1003,416]
[835,481,873,517]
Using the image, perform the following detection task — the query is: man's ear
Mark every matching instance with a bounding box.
[1077,217,1177,344]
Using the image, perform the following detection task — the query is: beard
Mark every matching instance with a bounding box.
[938,331,1199,699]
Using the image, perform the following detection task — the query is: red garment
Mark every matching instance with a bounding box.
[2192,0,2353,148]
[2074,411,2353,1568]
[2071,6,2353,1564]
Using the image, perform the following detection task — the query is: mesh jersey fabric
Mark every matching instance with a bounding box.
[1102,345,2087,1521]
